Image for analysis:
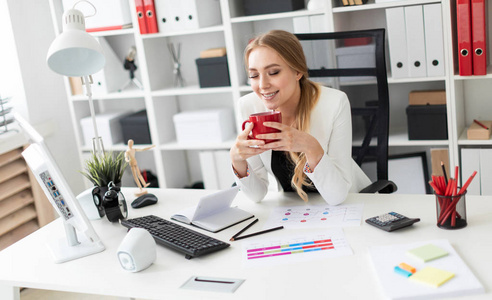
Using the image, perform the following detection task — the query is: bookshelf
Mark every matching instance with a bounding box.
[47,0,488,190]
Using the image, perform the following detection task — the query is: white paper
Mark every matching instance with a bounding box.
[368,239,484,300]
[263,203,363,229]
[242,228,353,267]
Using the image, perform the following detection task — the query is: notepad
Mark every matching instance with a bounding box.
[171,186,254,233]
[410,267,455,287]
[406,244,448,262]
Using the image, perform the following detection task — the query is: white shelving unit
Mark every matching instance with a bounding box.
[48,0,490,190]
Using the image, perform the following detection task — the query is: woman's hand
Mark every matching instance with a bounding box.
[257,121,324,169]
[230,122,267,177]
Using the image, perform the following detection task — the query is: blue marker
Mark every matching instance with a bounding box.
[394,266,412,277]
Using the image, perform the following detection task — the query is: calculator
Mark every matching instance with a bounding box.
[365,212,420,232]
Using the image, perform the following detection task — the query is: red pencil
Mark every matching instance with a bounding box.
[474,119,489,130]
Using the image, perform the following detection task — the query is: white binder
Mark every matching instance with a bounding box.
[479,149,492,195]
[461,148,481,195]
[309,15,332,70]
[404,5,427,78]
[385,7,409,78]
[423,4,445,77]
[293,16,315,70]
[180,0,222,30]
[154,0,173,33]
[91,38,128,94]
[168,0,184,32]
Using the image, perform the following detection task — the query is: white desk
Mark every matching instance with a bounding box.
[0,188,491,299]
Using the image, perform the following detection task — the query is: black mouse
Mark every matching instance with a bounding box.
[131,193,158,208]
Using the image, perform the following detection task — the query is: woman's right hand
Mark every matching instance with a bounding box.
[230,122,266,177]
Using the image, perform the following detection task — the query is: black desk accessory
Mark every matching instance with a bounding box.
[131,193,158,208]
[366,212,420,232]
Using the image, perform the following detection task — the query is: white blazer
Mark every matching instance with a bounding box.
[233,86,371,205]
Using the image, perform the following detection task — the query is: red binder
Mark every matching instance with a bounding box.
[143,0,159,34]
[471,0,487,75]
[457,0,473,76]
[135,0,148,34]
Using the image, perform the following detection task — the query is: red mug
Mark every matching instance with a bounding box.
[241,111,282,143]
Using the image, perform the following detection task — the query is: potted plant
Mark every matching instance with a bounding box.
[81,151,128,189]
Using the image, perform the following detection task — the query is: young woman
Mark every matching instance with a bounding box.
[230,30,371,205]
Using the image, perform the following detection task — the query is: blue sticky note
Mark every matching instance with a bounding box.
[394,266,412,277]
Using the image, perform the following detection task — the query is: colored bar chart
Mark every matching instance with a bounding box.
[242,229,353,267]
[247,239,334,260]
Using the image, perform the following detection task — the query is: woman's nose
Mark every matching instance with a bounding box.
[259,75,270,89]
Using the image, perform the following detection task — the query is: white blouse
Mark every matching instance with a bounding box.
[233,86,371,205]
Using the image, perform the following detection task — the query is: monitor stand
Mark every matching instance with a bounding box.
[47,222,105,264]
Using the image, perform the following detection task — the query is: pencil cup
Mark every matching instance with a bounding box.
[435,191,467,230]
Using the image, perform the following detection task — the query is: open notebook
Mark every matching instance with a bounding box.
[171,186,254,233]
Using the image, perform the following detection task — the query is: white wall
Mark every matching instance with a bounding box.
[0,0,85,194]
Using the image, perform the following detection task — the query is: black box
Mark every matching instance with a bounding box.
[243,0,305,16]
[406,105,448,140]
[195,56,231,88]
[119,110,152,144]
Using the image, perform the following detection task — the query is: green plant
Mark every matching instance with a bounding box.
[80,151,128,187]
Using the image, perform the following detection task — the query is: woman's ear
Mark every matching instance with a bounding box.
[296,72,303,81]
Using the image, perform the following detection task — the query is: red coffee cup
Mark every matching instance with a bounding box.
[241,111,282,143]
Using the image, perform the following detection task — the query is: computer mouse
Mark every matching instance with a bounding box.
[131,193,158,209]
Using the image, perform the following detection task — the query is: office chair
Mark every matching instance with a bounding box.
[295,29,397,193]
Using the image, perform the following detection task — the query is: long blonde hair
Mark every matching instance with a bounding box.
[244,30,320,202]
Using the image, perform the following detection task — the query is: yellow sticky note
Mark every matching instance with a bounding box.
[410,266,455,287]
[406,244,448,262]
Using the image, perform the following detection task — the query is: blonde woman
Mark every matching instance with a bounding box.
[230,30,371,205]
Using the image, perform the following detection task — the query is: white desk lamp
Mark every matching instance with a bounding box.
[47,3,106,155]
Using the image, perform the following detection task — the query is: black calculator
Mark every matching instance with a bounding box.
[365,212,420,232]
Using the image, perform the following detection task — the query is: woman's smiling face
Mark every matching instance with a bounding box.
[247,46,301,112]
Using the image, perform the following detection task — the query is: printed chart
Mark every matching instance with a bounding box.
[263,203,363,229]
[242,228,352,267]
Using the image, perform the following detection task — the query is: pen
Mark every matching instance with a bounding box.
[440,161,448,185]
[230,218,258,241]
[230,226,284,241]
[474,119,489,130]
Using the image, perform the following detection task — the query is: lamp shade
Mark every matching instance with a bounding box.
[47,8,105,77]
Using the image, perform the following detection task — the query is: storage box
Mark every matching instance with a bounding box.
[195,56,230,88]
[80,111,131,147]
[409,90,446,105]
[335,44,376,82]
[243,0,305,16]
[173,109,235,144]
[467,121,492,140]
[406,105,448,140]
[119,110,152,144]
[62,0,131,32]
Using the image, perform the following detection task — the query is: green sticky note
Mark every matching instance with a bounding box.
[406,244,448,262]
[410,266,455,287]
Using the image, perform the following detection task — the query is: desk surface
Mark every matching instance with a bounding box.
[0,189,491,299]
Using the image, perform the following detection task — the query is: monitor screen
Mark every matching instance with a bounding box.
[14,113,105,263]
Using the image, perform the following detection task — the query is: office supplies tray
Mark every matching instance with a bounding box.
[121,215,230,259]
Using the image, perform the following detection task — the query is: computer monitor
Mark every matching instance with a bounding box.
[14,113,105,263]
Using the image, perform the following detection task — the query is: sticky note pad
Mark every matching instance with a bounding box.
[410,267,455,287]
[406,244,448,262]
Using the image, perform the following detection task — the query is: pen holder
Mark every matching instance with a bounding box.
[435,191,467,230]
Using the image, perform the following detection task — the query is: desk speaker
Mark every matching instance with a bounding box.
[117,228,156,272]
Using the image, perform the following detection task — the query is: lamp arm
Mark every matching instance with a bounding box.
[82,75,104,155]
